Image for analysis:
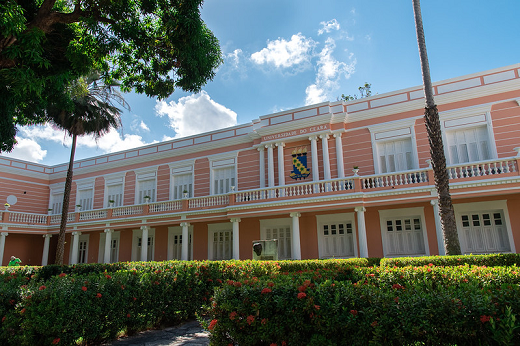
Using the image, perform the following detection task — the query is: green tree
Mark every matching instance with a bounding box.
[339,82,372,101]
[48,72,129,265]
[412,0,461,255]
[0,0,222,152]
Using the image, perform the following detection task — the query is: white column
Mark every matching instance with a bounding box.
[431,200,446,256]
[320,134,331,181]
[355,207,368,258]
[71,231,81,265]
[334,132,345,178]
[266,144,275,188]
[309,136,320,181]
[181,222,190,261]
[0,232,8,266]
[276,142,285,186]
[231,218,241,260]
[104,229,113,264]
[290,212,301,260]
[140,226,149,262]
[41,234,52,266]
[258,147,266,188]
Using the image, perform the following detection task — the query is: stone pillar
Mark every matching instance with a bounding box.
[140,226,149,262]
[290,212,301,260]
[309,136,320,181]
[71,231,81,265]
[258,147,266,188]
[41,234,52,266]
[276,142,285,186]
[431,200,446,256]
[334,132,345,178]
[231,218,241,260]
[355,207,368,258]
[0,232,8,266]
[181,222,190,261]
[104,229,113,264]
[320,134,331,181]
[266,144,275,188]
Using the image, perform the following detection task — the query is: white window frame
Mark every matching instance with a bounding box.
[167,226,194,260]
[440,107,497,165]
[369,118,419,174]
[104,173,125,208]
[453,200,515,254]
[48,182,65,215]
[209,153,238,195]
[134,168,158,204]
[379,207,430,257]
[208,223,234,260]
[260,218,292,260]
[316,213,358,259]
[98,231,121,263]
[75,178,95,211]
[131,228,156,262]
[169,160,195,200]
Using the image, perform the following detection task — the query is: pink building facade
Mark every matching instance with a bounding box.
[2,64,520,266]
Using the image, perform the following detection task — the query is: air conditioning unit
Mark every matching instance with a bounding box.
[252,240,279,260]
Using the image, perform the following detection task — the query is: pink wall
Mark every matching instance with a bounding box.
[156,165,170,202]
[124,172,136,205]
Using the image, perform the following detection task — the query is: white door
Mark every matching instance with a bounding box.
[264,226,292,260]
[211,230,233,260]
[321,222,355,258]
[385,217,425,256]
[461,212,510,254]
[169,228,193,260]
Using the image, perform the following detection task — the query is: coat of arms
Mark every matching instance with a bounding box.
[290,147,310,180]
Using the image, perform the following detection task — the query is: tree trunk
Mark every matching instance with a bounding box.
[55,133,77,265]
[412,0,461,255]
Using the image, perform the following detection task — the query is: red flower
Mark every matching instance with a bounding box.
[127,313,131,318]
[261,318,268,325]
[392,283,404,290]
[1,316,6,323]
[208,319,218,331]
[52,338,60,344]
[298,285,306,292]
[268,282,275,287]
[270,343,277,346]
[297,292,307,299]
[350,309,358,316]
[480,315,491,323]
[96,293,102,298]
[428,263,433,266]
[59,273,66,278]
[39,285,46,290]
[121,285,125,290]
[20,308,26,314]
[229,311,238,320]
[314,305,320,310]
[371,320,378,327]
[81,286,87,291]
[247,315,255,325]
[105,274,112,279]
[261,288,272,294]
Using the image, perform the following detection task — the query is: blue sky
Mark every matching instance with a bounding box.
[3,1,520,165]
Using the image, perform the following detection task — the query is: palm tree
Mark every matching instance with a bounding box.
[412,0,461,255]
[48,73,129,265]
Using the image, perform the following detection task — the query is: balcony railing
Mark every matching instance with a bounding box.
[2,156,519,228]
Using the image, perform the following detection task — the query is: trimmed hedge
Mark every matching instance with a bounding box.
[380,253,520,268]
[1,255,519,345]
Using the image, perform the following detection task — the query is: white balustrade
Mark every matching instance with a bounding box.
[447,158,517,180]
[361,169,429,190]
[112,206,143,217]
[79,210,107,221]
[8,212,48,224]
[189,195,229,208]
[149,201,183,213]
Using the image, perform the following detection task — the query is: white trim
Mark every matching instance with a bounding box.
[167,226,193,260]
[378,207,430,257]
[98,231,120,263]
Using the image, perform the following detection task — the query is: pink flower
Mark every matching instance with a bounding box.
[297,292,307,299]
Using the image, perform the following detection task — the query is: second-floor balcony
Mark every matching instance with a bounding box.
[2,156,519,229]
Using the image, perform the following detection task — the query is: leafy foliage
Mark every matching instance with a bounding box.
[0,0,222,152]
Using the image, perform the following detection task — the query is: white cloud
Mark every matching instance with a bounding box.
[251,33,316,69]
[318,19,341,35]
[2,137,47,163]
[155,91,237,138]
[305,38,357,105]
[226,49,243,69]
[139,121,150,132]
